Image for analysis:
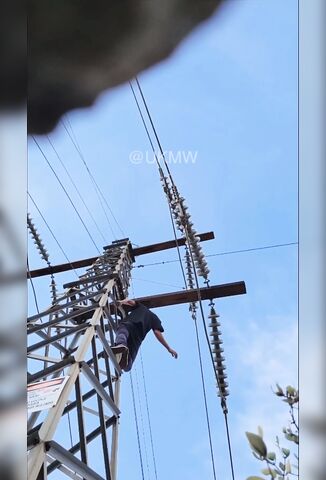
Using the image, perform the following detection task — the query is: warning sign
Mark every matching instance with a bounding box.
[28,376,69,413]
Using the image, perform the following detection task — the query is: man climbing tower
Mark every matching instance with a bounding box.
[112,298,178,371]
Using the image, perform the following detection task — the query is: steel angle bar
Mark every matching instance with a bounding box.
[53,284,106,305]
[75,376,87,465]
[99,318,115,399]
[82,406,111,421]
[27,288,105,324]
[47,441,105,480]
[28,356,75,384]
[67,331,84,353]
[110,378,121,480]
[47,416,116,475]
[95,325,121,375]
[63,272,117,290]
[27,354,62,364]
[28,305,98,334]
[80,362,120,417]
[102,306,119,333]
[90,337,112,480]
[34,331,69,355]
[28,324,89,353]
[57,464,83,480]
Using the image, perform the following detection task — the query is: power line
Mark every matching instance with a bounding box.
[131,78,223,480]
[28,192,79,278]
[135,242,299,269]
[132,275,185,290]
[129,81,164,175]
[224,411,235,480]
[61,118,125,239]
[130,372,145,480]
[131,77,220,479]
[129,80,187,288]
[47,135,108,244]
[130,275,159,479]
[32,136,101,254]
[139,349,159,480]
[134,365,151,480]
[193,312,217,480]
[134,77,174,183]
[184,225,235,480]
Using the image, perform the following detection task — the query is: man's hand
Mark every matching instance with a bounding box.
[168,348,178,359]
[118,299,136,307]
[153,330,178,359]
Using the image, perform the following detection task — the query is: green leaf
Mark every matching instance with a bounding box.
[286,385,296,396]
[282,448,290,458]
[261,468,271,475]
[246,432,267,458]
[285,433,299,444]
[267,452,276,461]
[246,477,265,480]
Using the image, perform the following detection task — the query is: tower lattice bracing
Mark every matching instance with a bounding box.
[28,239,134,480]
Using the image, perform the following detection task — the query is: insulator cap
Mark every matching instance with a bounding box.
[211,347,224,354]
[209,329,222,336]
[217,390,229,397]
[208,321,221,328]
[217,380,229,389]
[212,354,225,362]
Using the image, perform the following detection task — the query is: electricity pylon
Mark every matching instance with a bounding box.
[27,234,246,480]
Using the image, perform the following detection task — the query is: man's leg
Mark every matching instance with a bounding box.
[112,323,130,369]
[115,323,130,346]
[123,342,141,372]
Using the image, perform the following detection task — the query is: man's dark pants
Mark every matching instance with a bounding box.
[115,323,140,372]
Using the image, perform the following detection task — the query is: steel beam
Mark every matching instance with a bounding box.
[28,356,75,384]
[110,378,121,480]
[47,417,116,475]
[75,376,88,465]
[108,281,246,311]
[27,324,88,353]
[95,325,122,375]
[80,363,120,417]
[47,441,104,480]
[28,232,214,278]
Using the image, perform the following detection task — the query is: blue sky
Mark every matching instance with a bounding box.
[28,1,298,478]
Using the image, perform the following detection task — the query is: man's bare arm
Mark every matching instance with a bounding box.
[153,330,178,358]
[118,298,137,307]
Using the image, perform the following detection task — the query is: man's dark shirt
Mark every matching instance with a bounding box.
[120,302,164,353]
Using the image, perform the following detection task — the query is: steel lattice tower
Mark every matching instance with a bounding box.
[28,239,134,480]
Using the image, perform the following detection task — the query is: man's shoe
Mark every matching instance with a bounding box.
[111,344,129,370]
